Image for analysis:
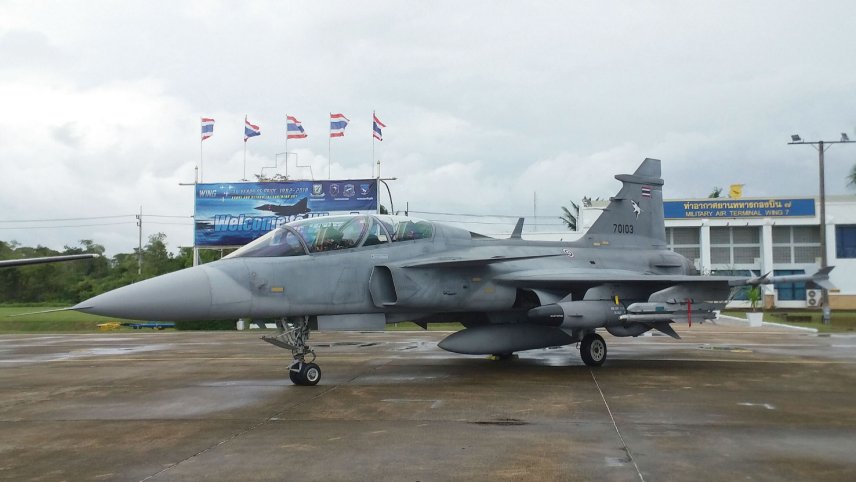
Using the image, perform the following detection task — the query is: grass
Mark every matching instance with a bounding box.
[0,306,145,333]
[723,310,856,333]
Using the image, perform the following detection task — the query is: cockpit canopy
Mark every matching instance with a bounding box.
[226,215,434,258]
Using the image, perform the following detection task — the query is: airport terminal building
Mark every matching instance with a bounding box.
[576,195,856,309]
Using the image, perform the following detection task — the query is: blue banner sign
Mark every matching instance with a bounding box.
[663,198,815,219]
[195,180,378,247]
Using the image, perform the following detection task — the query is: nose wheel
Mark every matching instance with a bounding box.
[261,316,322,386]
[289,360,321,386]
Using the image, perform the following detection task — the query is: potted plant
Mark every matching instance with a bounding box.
[746,285,763,326]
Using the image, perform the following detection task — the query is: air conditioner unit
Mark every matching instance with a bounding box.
[806,289,821,307]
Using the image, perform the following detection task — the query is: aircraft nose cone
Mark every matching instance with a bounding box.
[74,267,213,321]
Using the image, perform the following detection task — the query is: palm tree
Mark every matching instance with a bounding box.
[848,164,856,188]
[559,201,580,231]
[709,187,723,198]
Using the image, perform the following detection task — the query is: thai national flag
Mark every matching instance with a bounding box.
[372,113,386,141]
[641,186,652,198]
[287,116,307,139]
[329,113,349,138]
[244,117,261,142]
[201,118,215,141]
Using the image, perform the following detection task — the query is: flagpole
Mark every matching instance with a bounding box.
[199,130,203,183]
[242,115,247,181]
[285,114,289,179]
[328,113,332,180]
[372,110,376,178]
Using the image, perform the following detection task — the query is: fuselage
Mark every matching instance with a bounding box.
[74,214,694,323]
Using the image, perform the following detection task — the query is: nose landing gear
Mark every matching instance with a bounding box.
[262,316,321,386]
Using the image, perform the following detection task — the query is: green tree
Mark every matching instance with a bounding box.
[141,233,184,278]
[559,201,580,231]
[0,233,242,303]
[709,187,723,198]
[848,164,856,188]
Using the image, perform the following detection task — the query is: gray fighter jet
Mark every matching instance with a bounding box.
[73,159,832,385]
[254,197,311,217]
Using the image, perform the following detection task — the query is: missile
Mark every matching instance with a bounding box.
[621,301,717,324]
[620,312,715,323]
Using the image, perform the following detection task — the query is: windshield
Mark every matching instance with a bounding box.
[290,215,372,252]
[225,227,306,258]
[226,215,434,258]
[375,216,434,242]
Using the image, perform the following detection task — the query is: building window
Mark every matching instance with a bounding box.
[774,269,806,301]
[673,247,700,261]
[793,226,820,244]
[710,227,731,244]
[773,226,822,265]
[666,227,700,266]
[710,226,761,266]
[773,246,791,263]
[711,247,730,264]
[732,227,760,244]
[836,225,856,259]
[733,246,760,264]
[793,246,821,263]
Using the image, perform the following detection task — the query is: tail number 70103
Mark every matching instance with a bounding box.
[613,224,634,234]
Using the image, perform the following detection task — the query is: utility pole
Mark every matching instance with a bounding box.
[788,133,854,324]
[136,206,143,276]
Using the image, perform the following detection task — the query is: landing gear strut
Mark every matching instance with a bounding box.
[580,332,607,367]
[261,316,321,386]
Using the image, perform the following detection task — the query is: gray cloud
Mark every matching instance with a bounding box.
[1,0,855,254]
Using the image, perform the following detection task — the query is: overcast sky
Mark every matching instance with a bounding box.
[2,1,855,255]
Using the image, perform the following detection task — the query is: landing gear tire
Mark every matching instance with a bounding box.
[289,361,321,386]
[300,362,321,386]
[580,333,607,367]
[261,316,321,386]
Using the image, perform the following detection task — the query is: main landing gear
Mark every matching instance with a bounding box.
[579,332,607,367]
[262,316,321,386]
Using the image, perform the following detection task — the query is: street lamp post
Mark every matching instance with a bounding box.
[788,133,854,323]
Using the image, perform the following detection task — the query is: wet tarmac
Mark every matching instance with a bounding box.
[2,323,856,481]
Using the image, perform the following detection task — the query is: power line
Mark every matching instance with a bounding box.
[410,209,568,219]
[424,218,565,227]
[0,214,135,223]
[0,222,135,230]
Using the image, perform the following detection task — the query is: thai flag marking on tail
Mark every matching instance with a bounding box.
[287,116,307,139]
[330,113,349,138]
[201,118,215,141]
[641,186,652,198]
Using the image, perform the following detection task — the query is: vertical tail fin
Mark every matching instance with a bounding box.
[584,158,666,248]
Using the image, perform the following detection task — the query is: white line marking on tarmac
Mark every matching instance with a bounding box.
[590,369,645,482]
[738,402,776,410]
[382,399,444,409]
